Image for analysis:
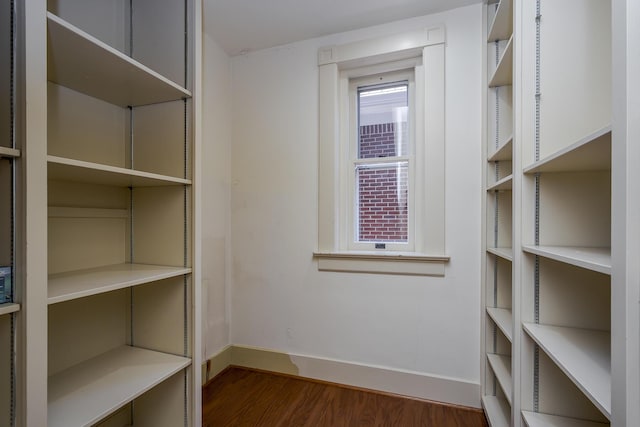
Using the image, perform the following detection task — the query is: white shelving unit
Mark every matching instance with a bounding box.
[483,1,515,425]
[16,0,202,425]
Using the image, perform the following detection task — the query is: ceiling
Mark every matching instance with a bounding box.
[204,0,481,56]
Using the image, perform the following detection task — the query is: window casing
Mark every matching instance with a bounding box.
[316,27,448,276]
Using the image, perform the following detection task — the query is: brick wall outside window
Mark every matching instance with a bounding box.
[357,122,408,242]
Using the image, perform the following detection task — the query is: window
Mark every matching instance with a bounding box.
[315,27,448,276]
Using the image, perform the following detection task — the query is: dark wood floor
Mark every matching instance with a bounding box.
[203,367,488,427]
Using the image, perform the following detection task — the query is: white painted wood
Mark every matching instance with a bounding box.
[487,354,512,404]
[0,147,20,158]
[523,323,611,420]
[487,247,513,262]
[522,411,608,427]
[489,36,513,87]
[48,263,191,305]
[48,155,191,187]
[521,246,611,275]
[524,127,611,174]
[47,12,191,107]
[483,395,510,427]
[488,136,513,162]
[488,174,513,191]
[0,303,20,316]
[487,0,513,42]
[487,307,513,342]
[48,345,190,427]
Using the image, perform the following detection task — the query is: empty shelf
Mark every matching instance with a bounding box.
[0,147,20,158]
[47,12,190,107]
[487,307,513,342]
[487,354,512,404]
[522,411,608,427]
[487,247,513,262]
[487,0,513,42]
[523,323,610,420]
[0,303,20,316]
[48,155,191,187]
[487,175,513,191]
[524,126,611,174]
[48,345,190,427]
[482,395,510,427]
[488,136,513,162]
[522,246,610,275]
[49,263,192,305]
[489,36,513,87]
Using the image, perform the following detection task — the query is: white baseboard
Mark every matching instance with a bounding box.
[204,344,481,408]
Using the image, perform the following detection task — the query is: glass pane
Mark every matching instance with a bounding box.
[356,162,408,243]
[0,159,12,303]
[358,82,408,159]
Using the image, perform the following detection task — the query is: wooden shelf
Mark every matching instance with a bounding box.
[522,246,611,275]
[48,345,190,427]
[48,263,191,305]
[48,155,191,187]
[487,247,513,262]
[522,411,609,427]
[0,146,20,158]
[523,323,611,420]
[487,0,513,42]
[487,174,513,191]
[489,36,513,87]
[0,303,20,316]
[488,136,513,162]
[482,395,510,427]
[524,126,611,174]
[487,307,513,342]
[47,12,190,107]
[487,354,512,404]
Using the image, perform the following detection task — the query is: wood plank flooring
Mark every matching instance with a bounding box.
[203,367,488,426]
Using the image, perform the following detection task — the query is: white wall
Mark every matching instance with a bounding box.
[201,31,232,361]
[229,3,483,389]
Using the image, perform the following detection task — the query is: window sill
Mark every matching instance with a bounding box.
[313,252,449,276]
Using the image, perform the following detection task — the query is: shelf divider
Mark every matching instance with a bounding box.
[0,147,20,158]
[48,263,192,305]
[522,245,611,275]
[0,303,20,316]
[482,395,510,427]
[487,307,513,342]
[489,36,513,87]
[522,411,609,427]
[487,174,513,191]
[488,136,513,162]
[48,345,190,427]
[48,155,191,187]
[487,354,512,404]
[487,247,513,262]
[523,323,611,420]
[487,0,513,42]
[47,12,191,107]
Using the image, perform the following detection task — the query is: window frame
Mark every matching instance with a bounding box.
[315,27,449,276]
[347,71,416,252]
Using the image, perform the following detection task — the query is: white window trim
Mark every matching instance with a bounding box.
[315,26,449,276]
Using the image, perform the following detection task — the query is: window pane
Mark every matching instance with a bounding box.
[358,83,408,159]
[356,162,408,243]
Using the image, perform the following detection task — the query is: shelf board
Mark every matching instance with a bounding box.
[524,126,611,174]
[488,136,513,162]
[523,323,611,420]
[487,307,513,342]
[487,354,512,404]
[522,411,609,427]
[487,0,513,42]
[48,263,191,305]
[522,246,611,275]
[482,395,510,427]
[487,247,513,262]
[489,36,513,87]
[48,155,191,187]
[48,345,190,427]
[47,12,190,107]
[487,174,513,191]
[0,303,20,316]
[0,146,20,158]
